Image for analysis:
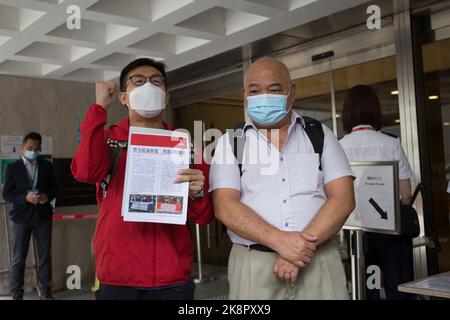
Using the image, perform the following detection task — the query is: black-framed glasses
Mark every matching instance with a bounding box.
[127,74,165,88]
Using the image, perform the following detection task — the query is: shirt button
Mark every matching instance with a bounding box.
[285,223,289,227]
[281,157,284,161]
[282,178,286,182]
[283,199,287,204]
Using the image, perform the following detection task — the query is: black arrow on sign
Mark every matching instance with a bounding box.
[368,198,388,220]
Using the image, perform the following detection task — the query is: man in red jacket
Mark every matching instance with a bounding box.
[71,58,213,300]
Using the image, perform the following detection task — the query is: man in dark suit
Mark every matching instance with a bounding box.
[2,132,57,300]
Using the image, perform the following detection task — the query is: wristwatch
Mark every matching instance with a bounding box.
[190,187,205,201]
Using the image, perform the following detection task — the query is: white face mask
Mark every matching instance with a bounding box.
[128,82,166,118]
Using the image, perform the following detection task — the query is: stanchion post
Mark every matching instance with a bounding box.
[193,224,215,284]
[0,202,12,275]
[350,230,366,300]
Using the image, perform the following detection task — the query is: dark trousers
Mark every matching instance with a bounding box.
[365,233,415,300]
[11,213,52,297]
[95,281,195,300]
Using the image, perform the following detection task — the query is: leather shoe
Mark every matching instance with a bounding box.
[40,292,55,300]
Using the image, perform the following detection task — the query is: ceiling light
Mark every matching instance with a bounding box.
[444,122,450,127]
[395,119,401,124]
[390,90,399,95]
[428,95,439,100]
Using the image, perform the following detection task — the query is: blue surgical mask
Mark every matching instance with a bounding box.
[246,92,291,126]
[24,150,39,161]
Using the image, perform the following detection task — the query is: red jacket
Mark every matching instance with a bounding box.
[71,104,213,287]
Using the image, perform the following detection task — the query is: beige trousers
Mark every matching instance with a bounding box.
[228,240,349,300]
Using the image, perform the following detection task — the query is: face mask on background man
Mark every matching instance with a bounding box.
[23,150,39,161]
[128,82,166,118]
[246,90,292,126]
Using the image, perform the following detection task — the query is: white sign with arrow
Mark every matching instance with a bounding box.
[344,161,401,235]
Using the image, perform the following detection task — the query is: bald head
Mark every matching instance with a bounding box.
[244,57,291,87]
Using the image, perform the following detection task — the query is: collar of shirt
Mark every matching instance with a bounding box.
[22,155,37,167]
[351,124,374,132]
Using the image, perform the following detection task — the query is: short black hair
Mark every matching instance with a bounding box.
[342,85,382,134]
[119,58,167,92]
[23,132,42,145]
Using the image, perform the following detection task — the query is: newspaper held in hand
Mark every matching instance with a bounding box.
[121,126,190,225]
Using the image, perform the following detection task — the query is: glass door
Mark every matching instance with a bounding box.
[419,37,450,273]
[294,56,401,140]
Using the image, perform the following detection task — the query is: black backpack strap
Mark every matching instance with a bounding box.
[227,122,246,176]
[302,116,325,171]
[189,141,196,169]
[227,118,325,175]
[100,133,128,196]
[109,147,123,180]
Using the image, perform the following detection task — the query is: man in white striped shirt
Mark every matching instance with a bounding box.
[210,57,355,300]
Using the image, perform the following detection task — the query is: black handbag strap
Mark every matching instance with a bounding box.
[410,182,423,206]
[409,182,441,251]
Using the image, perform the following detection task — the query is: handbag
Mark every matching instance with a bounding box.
[400,183,422,238]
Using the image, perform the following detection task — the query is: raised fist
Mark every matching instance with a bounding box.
[96,81,118,110]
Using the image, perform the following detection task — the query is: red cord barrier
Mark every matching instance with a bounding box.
[52,213,99,220]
